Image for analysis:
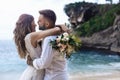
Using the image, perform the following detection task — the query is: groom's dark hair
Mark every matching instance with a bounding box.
[39,9,56,24]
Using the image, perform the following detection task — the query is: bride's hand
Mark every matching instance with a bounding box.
[56,24,72,33]
[61,25,73,33]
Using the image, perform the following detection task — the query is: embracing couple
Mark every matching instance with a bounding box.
[13,9,69,80]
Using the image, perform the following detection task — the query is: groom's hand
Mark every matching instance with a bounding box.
[27,55,33,66]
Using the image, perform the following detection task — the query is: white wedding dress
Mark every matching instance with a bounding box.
[19,33,45,80]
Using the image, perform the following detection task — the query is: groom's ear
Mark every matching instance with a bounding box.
[45,21,50,27]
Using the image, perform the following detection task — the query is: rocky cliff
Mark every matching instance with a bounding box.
[64,2,99,28]
[81,15,120,52]
[64,2,120,53]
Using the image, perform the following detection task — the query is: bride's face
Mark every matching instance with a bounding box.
[31,20,37,32]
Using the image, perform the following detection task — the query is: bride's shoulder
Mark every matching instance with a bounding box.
[24,33,33,43]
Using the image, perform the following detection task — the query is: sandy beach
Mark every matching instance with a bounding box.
[2,72,120,80]
[69,71,120,80]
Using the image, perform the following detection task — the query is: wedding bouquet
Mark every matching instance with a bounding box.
[50,32,81,58]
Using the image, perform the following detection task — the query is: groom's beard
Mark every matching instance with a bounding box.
[39,26,46,30]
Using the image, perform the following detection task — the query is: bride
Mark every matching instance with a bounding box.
[13,14,67,80]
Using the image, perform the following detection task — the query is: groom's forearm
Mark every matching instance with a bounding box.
[33,57,51,70]
[33,59,44,69]
[33,59,40,69]
[33,51,53,70]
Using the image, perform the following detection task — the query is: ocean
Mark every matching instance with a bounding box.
[1,40,120,80]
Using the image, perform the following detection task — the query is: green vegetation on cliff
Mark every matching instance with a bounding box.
[64,2,120,37]
[77,4,120,36]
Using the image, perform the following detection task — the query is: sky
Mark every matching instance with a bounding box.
[0,0,119,40]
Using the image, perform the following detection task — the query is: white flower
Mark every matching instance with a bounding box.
[62,37,69,41]
[58,36,62,40]
[63,32,69,37]
[66,37,69,41]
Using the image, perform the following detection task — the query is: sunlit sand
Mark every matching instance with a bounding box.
[69,71,120,80]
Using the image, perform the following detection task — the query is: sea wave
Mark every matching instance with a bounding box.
[1,40,120,80]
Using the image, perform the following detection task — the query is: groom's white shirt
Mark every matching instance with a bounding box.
[33,36,68,80]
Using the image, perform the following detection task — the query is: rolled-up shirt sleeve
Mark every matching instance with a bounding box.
[33,37,53,70]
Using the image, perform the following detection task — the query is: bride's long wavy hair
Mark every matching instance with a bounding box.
[13,14,34,59]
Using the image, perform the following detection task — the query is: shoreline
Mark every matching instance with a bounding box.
[69,71,120,80]
[80,47,120,56]
[1,71,120,80]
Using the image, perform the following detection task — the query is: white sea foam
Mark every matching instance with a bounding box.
[109,62,120,68]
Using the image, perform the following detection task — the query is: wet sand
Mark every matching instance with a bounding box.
[69,71,120,80]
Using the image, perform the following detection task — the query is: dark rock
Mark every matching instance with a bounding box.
[64,2,99,28]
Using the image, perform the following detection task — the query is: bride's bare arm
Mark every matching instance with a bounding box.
[30,27,61,47]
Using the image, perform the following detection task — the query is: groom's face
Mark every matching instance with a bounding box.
[38,15,48,30]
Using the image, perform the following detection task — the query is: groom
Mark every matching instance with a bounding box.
[28,9,68,80]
